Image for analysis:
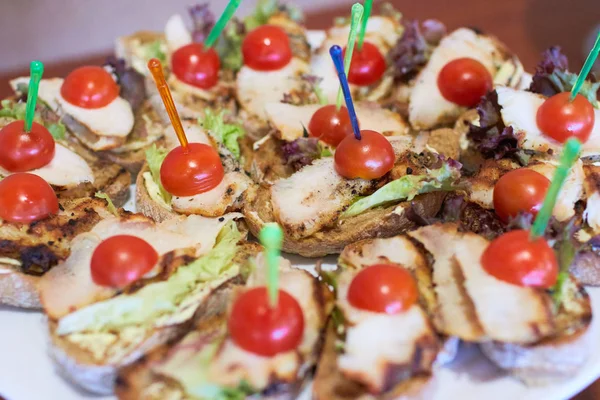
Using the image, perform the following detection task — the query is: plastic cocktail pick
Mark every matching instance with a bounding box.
[570,31,600,101]
[24,61,44,133]
[530,138,582,239]
[358,0,373,50]
[336,3,364,110]
[204,0,243,48]
[147,58,188,150]
[331,45,361,140]
[260,223,283,308]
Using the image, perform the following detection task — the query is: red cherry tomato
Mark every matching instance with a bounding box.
[160,143,224,197]
[493,169,550,223]
[347,264,418,314]
[228,287,304,357]
[242,25,292,71]
[0,173,58,223]
[344,42,387,86]
[536,92,595,144]
[308,105,355,147]
[0,120,55,172]
[437,57,493,107]
[60,66,119,109]
[481,229,558,288]
[90,235,159,288]
[334,130,395,179]
[171,43,221,90]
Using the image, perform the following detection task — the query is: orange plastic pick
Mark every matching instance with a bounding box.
[147,58,188,150]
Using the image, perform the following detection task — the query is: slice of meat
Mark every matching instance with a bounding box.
[236,58,309,121]
[270,158,376,239]
[454,232,554,344]
[496,86,600,157]
[40,213,242,319]
[171,172,251,217]
[335,268,438,394]
[583,164,600,234]
[264,102,409,142]
[409,28,520,129]
[408,224,486,341]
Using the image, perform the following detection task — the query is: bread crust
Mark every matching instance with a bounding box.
[0,270,42,309]
[243,184,447,257]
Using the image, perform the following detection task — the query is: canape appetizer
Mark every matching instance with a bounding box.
[39,213,252,394]
[116,225,333,399]
[136,59,252,222]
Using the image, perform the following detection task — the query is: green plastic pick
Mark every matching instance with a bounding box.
[204,0,243,49]
[24,61,44,133]
[260,223,283,307]
[357,0,373,51]
[570,31,600,101]
[530,138,582,239]
[336,3,364,110]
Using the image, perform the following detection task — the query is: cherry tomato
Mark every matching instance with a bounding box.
[437,57,493,107]
[334,130,395,179]
[0,173,58,223]
[308,105,355,147]
[242,25,292,71]
[0,120,55,172]
[60,66,119,109]
[90,235,159,288]
[347,264,418,314]
[160,143,224,197]
[481,229,558,288]
[493,169,550,223]
[344,42,387,86]
[228,287,304,357]
[171,43,220,90]
[536,92,595,144]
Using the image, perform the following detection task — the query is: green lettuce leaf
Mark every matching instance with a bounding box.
[200,110,245,159]
[47,122,66,140]
[56,221,242,335]
[342,160,462,218]
[0,99,27,120]
[145,144,171,204]
[216,20,244,72]
[144,40,167,65]
[94,192,118,216]
[244,0,279,31]
[551,224,578,308]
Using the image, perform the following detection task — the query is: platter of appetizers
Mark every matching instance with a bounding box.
[1,1,600,399]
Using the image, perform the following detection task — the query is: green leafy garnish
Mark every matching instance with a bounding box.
[342,160,462,218]
[145,144,171,204]
[552,70,600,108]
[94,192,118,216]
[319,143,333,158]
[47,122,66,140]
[245,0,278,31]
[200,110,245,159]
[216,21,244,72]
[551,224,578,308]
[0,99,27,121]
[144,40,167,65]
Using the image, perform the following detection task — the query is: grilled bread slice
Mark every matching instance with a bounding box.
[116,258,333,400]
[41,217,256,395]
[243,145,457,257]
[0,198,118,308]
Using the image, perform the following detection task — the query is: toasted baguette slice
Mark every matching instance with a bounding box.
[0,198,118,308]
[243,182,446,257]
[46,242,261,395]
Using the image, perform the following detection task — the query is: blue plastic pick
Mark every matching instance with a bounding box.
[330,45,361,140]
